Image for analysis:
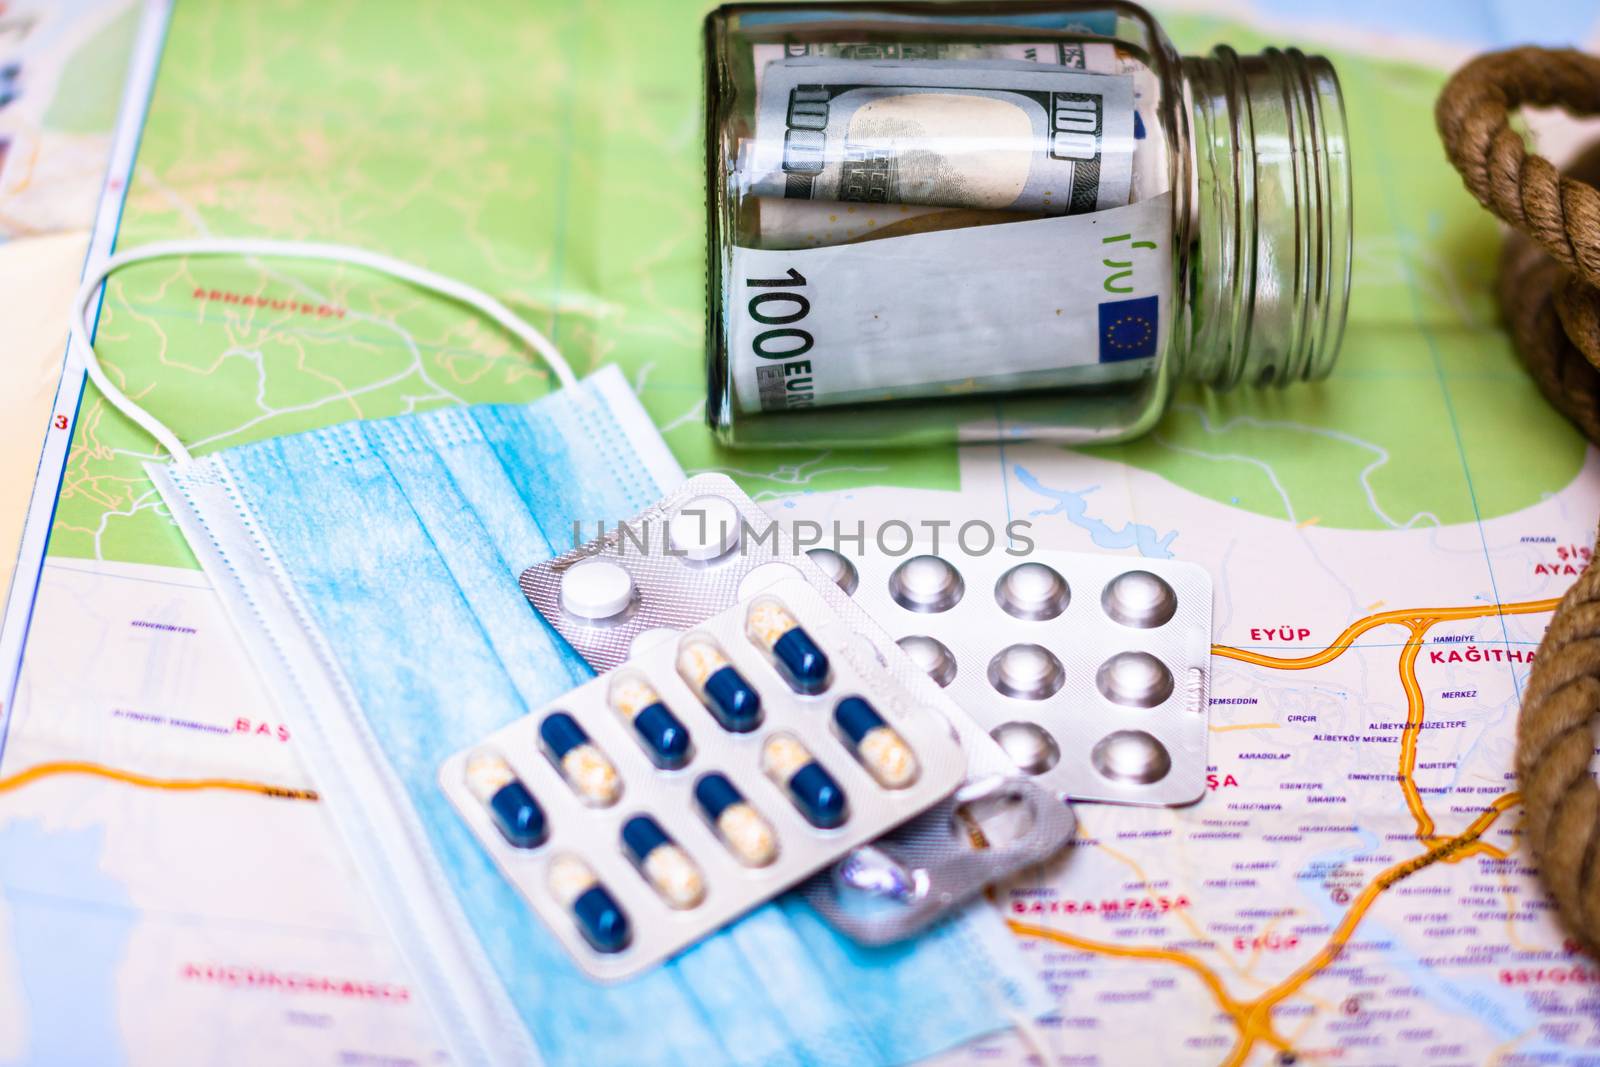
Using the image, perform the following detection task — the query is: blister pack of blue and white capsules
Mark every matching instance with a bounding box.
[519,474,1079,947]
[441,572,971,980]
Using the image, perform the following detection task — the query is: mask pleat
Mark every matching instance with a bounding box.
[370,415,587,704]
[226,431,526,752]
[471,395,661,542]
[421,406,561,573]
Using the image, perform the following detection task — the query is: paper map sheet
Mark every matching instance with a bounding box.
[3,1,1600,1064]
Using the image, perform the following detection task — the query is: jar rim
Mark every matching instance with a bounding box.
[1180,46,1353,389]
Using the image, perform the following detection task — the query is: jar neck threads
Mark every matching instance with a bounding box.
[1177,46,1352,389]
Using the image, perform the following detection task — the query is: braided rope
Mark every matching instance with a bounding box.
[1438,47,1600,953]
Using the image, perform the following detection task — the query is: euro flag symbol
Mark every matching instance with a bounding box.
[1097,295,1159,364]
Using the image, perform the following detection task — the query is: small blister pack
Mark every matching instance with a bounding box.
[441,575,970,980]
[808,544,1214,806]
[519,474,1079,946]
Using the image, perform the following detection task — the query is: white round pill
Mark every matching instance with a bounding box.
[995,562,1070,620]
[1091,730,1172,784]
[987,643,1065,700]
[1102,570,1177,628]
[990,721,1061,775]
[560,559,635,620]
[1096,651,1175,708]
[668,495,741,561]
[888,555,964,613]
[806,547,859,595]
[896,634,957,687]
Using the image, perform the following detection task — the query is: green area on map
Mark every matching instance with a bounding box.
[46,1,1583,568]
[42,4,142,134]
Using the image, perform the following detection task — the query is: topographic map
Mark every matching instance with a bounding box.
[4,0,1600,1064]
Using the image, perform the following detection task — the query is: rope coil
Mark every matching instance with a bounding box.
[1438,47,1600,953]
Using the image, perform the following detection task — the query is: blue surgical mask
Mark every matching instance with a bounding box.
[74,242,1052,1067]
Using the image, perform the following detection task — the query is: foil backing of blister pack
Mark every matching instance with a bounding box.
[441,576,968,981]
[520,474,1079,943]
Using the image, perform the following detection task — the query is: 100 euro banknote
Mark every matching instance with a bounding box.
[726,193,1172,414]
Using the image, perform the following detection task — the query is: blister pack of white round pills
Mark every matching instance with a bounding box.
[809,542,1215,806]
[519,474,1078,946]
[441,575,971,981]
[525,474,1212,808]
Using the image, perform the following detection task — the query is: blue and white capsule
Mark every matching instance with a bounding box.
[539,712,621,807]
[464,749,547,848]
[547,853,630,954]
[621,815,706,909]
[608,672,692,769]
[693,772,779,867]
[746,596,830,694]
[676,635,762,732]
[834,696,919,789]
[762,733,848,829]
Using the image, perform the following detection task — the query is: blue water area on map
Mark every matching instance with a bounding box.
[1359,915,1541,1046]
[1295,830,1554,1051]
[0,819,132,1066]
[1251,0,1597,48]
[1013,465,1178,557]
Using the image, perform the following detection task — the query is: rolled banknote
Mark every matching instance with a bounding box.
[750,196,1041,250]
[750,40,1139,87]
[747,40,1162,225]
[744,58,1136,216]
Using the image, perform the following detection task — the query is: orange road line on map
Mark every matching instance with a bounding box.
[1005,921,1293,1054]
[1015,596,1555,1066]
[0,760,319,802]
[1395,623,1436,840]
[1084,825,1269,992]
[1210,597,1559,671]
[1494,866,1543,954]
[3,134,41,196]
[1014,793,1522,1067]
[1208,722,1281,734]
[1218,793,1521,1066]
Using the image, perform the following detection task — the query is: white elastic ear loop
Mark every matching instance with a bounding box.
[70,238,581,466]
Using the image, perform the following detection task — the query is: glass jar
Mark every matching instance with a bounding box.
[703,1,1351,447]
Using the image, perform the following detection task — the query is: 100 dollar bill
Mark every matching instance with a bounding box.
[746,59,1135,216]
[726,193,1171,414]
[750,39,1138,86]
